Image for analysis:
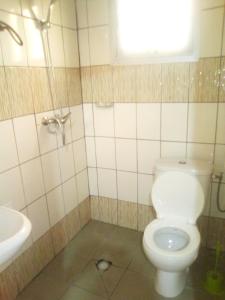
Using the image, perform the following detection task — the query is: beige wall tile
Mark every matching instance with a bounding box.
[162,63,189,102]
[118,200,137,230]
[51,218,68,255]
[98,196,118,225]
[79,196,91,228]
[0,67,11,121]
[136,64,161,102]
[66,68,82,106]
[0,263,18,300]
[113,65,136,102]
[189,58,220,102]
[81,67,93,103]
[53,68,69,109]
[6,67,34,117]
[90,195,100,220]
[138,204,155,232]
[65,207,81,241]
[91,65,113,103]
[219,56,225,102]
[31,68,53,113]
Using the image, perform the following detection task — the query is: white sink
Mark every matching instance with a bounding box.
[0,206,32,265]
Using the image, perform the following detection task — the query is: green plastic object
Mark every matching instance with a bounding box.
[204,242,225,296]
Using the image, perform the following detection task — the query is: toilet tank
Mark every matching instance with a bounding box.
[154,159,213,197]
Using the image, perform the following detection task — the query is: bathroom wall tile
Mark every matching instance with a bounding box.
[214,144,225,172]
[59,143,75,182]
[21,0,43,19]
[187,143,214,161]
[62,177,78,214]
[83,104,94,136]
[89,26,111,65]
[86,137,96,167]
[93,104,114,136]
[136,64,161,102]
[76,169,89,203]
[114,103,136,138]
[97,168,117,199]
[113,66,136,102]
[189,58,220,102]
[53,68,68,108]
[0,0,21,13]
[95,137,116,169]
[27,196,50,242]
[79,196,91,228]
[87,0,109,26]
[90,195,100,220]
[41,150,61,192]
[48,25,65,67]
[81,67,93,102]
[70,105,85,141]
[0,167,25,210]
[0,263,19,300]
[138,174,153,206]
[187,103,217,143]
[116,139,137,172]
[0,120,18,173]
[210,182,225,218]
[0,68,11,121]
[65,206,81,241]
[43,0,61,25]
[6,67,34,117]
[138,204,155,232]
[60,0,77,29]
[47,185,65,226]
[63,28,79,68]
[51,218,68,255]
[118,200,137,230]
[161,103,188,142]
[78,29,90,67]
[161,142,186,159]
[199,7,224,58]
[161,63,189,102]
[117,171,137,203]
[137,103,160,140]
[0,12,28,66]
[66,68,82,106]
[13,114,39,163]
[137,140,160,174]
[219,57,225,102]
[91,65,114,103]
[73,138,87,173]
[200,0,225,9]
[88,167,98,195]
[216,103,225,144]
[76,0,88,28]
[21,157,45,204]
[98,196,118,225]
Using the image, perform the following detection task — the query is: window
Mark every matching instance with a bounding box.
[112,0,199,64]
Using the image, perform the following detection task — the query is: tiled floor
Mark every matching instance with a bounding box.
[16,221,225,300]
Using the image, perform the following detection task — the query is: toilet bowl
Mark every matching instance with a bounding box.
[143,159,212,298]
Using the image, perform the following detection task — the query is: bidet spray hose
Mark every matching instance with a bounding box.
[215,172,225,213]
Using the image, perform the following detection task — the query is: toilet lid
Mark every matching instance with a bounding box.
[151,171,205,224]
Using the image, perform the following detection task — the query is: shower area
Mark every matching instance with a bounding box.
[0,0,224,299]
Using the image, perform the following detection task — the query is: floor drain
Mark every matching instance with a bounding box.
[96,259,112,272]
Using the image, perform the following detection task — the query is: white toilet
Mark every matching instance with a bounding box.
[143,159,212,298]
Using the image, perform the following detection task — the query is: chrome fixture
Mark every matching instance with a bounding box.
[0,21,23,46]
[31,0,57,30]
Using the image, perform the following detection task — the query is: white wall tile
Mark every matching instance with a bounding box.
[137,103,160,140]
[0,120,18,173]
[88,167,98,196]
[43,0,61,25]
[188,103,217,143]
[93,105,114,137]
[117,171,137,203]
[21,0,43,19]
[161,142,186,159]
[27,196,50,241]
[63,28,79,68]
[161,103,188,142]
[59,144,75,182]
[47,186,65,226]
[187,143,214,161]
[78,29,90,66]
[70,105,85,141]
[60,0,77,29]
[62,177,78,213]
[214,145,225,172]
[114,103,136,138]
[116,139,137,172]
[138,140,160,174]
[76,169,89,203]
[0,167,25,210]
[89,26,111,65]
[13,115,39,163]
[95,137,116,169]
[97,168,117,198]
[76,0,88,28]
[216,103,225,144]
[21,157,45,205]
[86,137,96,167]
[83,104,94,136]
[0,0,21,13]
[138,174,153,206]
[73,138,87,172]
[87,0,109,26]
[41,150,61,192]
[48,25,65,67]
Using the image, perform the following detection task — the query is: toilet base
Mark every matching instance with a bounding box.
[155,269,188,298]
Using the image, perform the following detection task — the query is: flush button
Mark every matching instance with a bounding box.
[179,160,186,164]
